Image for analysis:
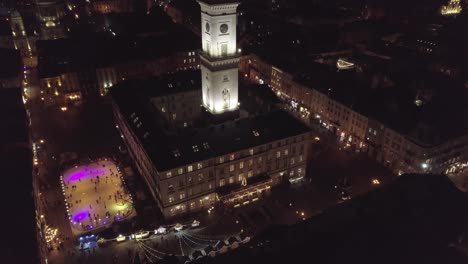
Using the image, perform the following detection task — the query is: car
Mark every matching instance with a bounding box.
[155,226,167,235]
[191,220,200,227]
[134,231,150,240]
[174,223,184,231]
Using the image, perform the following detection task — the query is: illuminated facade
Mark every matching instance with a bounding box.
[440,0,462,15]
[198,0,240,114]
[35,0,66,40]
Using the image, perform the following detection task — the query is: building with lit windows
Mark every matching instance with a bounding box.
[92,0,133,14]
[35,0,66,40]
[36,26,199,104]
[240,53,468,177]
[111,70,310,219]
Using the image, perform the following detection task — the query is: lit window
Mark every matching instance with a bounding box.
[219,179,225,187]
[219,156,224,163]
[230,154,235,160]
[248,170,253,177]
[197,163,203,169]
[172,113,176,120]
[284,149,289,156]
[249,159,253,166]
[298,168,303,174]
[179,192,185,200]
[249,148,254,155]
[276,151,281,158]
[192,145,199,152]
[169,196,174,203]
[208,183,213,189]
[238,173,244,182]
[229,177,234,184]
[290,158,295,165]
[161,107,166,113]
[240,162,244,169]
[166,172,172,177]
[172,149,181,157]
[198,173,204,182]
[253,130,260,136]
[178,168,183,175]
[188,176,192,184]
[188,165,193,172]
[230,164,234,172]
[203,142,210,149]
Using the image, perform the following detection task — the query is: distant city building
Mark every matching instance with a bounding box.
[35,0,66,40]
[240,53,468,177]
[440,0,462,15]
[92,0,133,14]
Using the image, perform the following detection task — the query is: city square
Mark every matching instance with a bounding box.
[61,159,135,236]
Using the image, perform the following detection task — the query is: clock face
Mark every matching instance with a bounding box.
[205,22,210,32]
[220,24,229,34]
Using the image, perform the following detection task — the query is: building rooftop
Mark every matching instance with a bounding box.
[37,26,199,78]
[111,70,310,172]
[0,87,38,264]
[0,48,21,79]
[297,56,468,146]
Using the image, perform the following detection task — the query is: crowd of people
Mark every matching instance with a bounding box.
[63,161,134,232]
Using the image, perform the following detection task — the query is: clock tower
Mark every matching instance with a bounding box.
[198,0,241,114]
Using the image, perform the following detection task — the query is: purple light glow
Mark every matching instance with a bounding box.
[67,169,105,182]
[73,211,89,222]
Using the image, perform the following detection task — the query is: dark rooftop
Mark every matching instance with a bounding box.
[0,88,38,264]
[193,174,468,264]
[111,70,310,172]
[0,48,21,79]
[37,26,199,78]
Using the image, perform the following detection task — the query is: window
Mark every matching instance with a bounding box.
[188,165,193,172]
[178,168,183,175]
[188,176,193,185]
[290,158,295,165]
[258,157,263,163]
[172,113,176,120]
[179,192,185,200]
[298,168,303,175]
[203,142,210,149]
[229,176,234,184]
[192,145,199,152]
[197,163,203,169]
[230,154,235,160]
[230,164,234,172]
[276,151,281,158]
[239,162,244,169]
[253,130,260,136]
[179,180,184,187]
[208,183,213,189]
[166,172,172,178]
[198,173,204,182]
[188,188,193,196]
[299,155,303,162]
[284,149,289,156]
[249,159,253,166]
[248,170,253,177]
[172,149,181,158]
[190,202,196,209]
[168,196,174,203]
[168,184,174,193]
[219,179,225,187]
[219,156,224,163]
[249,148,254,155]
[238,173,244,182]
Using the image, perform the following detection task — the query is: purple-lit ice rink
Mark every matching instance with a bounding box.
[60,159,136,236]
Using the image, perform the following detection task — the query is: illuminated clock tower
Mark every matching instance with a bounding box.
[198,0,240,114]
